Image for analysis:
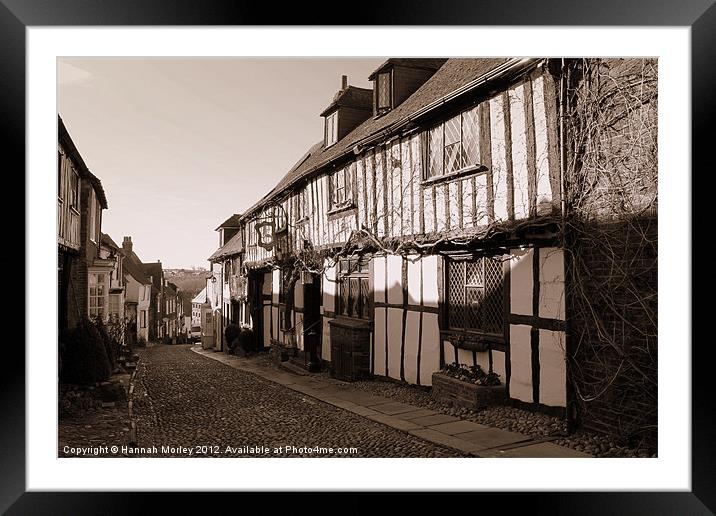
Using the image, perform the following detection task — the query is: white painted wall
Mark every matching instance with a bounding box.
[403,311,420,384]
[510,247,534,316]
[539,247,565,320]
[420,313,440,386]
[386,254,403,305]
[509,324,533,403]
[386,307,402,380]
[422,255,439,308]
[322,261,337,313]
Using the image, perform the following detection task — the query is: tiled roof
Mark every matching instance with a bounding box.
[192,287,208,304]
[241,58,512,219]
[141,262,163,290]
[100,233,120,249]
[207,230,243,262]
[367,58,448,80]
[58,115,109,209]
[215,213,242,231]
[121,249,151,284]
[319,85,373,117]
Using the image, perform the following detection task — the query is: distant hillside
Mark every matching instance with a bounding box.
[164,269,208,298]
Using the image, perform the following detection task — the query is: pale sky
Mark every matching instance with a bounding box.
[58,57,384,269]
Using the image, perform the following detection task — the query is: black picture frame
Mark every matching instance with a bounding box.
[4,0,709,513]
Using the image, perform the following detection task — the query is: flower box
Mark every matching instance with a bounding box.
[431,372,507,410]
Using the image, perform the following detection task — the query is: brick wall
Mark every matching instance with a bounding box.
[567,217,657,447]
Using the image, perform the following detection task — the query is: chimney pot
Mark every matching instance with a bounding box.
[341,75,348,89]
[122,236,133,253]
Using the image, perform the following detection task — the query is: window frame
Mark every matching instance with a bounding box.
[376,71,392,116]
[325,110,338,147]
[328,165,355,211]
[445,255,505,338]
[337,256,372,320]
[423,106,482,182]
[88,271,109,321]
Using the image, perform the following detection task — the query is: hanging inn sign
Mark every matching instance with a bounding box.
[255,220,275,250]
[255,203,288,252]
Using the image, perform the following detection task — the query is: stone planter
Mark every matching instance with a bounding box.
[431,372,506,410]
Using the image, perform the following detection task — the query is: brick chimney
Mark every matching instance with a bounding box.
[341,74,348,90]
[122,236,132,253]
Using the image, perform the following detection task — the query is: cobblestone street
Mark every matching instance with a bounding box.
[131,344,465,458]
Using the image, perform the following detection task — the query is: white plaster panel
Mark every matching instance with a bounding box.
[322,261,337,313]
[490,94,509,222]
[532,75,553,215]
[509,84,530,220]
[448,180,459,230]
[422,255,439,308]
[457,347,473,367]
[403,311,420,384]
[435,184,447,232]
[476,351,490,371]
[510,248,534,316]
[263,305,271,348]
[509,324,533,403]
[539,248,565,321]
[294,279,304,309]
[419,313,440,386]
[444,341,457,364]
[461,178,473,228]
[423,184,435,233]
[322,318,333,362]
[262,272,272,296]
[272,306,278,341]
[539,329,567,407]
[407,255,421,305]
[386,254,403,305]
[475,173,488,226]
[375,147,386,238]
[373,256,386,304]
[491,350,506,382]
[295,312,304,350]
[373,308,386,376]
[272,268,280,304]
[410,135,422,234]
[387,308,403,380]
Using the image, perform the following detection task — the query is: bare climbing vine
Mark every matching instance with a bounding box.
[561,58,658,446]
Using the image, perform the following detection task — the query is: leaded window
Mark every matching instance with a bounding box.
[376,72,392,115]
[328,165,354,210]
[425,106,481,179]
[337,257,371,319]
[325,111,338,147]
[447,256,504,335]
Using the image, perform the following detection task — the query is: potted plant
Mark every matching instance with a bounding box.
[432,363,506,410]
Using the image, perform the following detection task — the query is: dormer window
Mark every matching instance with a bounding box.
[325,111,338,147]
[376,71,392,115]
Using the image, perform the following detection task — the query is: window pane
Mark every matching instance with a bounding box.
[448,261,465,329]
[377,72,391,110]
[461,107,480,166]
[444,114,461,145]
[428,126,443,178]
[444,142,462,175]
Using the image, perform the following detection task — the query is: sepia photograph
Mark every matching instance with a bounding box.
[56,55,658,460]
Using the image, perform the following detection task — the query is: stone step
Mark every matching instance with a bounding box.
[279,360,311,377]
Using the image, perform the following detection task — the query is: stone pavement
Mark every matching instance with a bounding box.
[193,346,591,458]
[130,344,466,457]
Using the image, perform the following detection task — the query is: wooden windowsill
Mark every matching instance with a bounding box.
[326,203,357,217]
[421,164,488,187]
